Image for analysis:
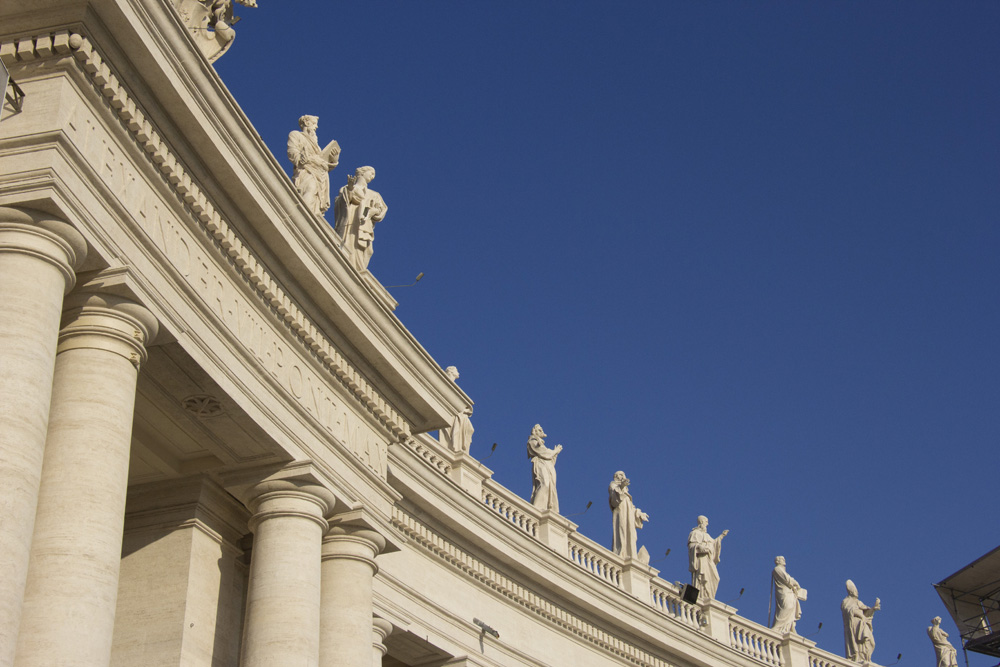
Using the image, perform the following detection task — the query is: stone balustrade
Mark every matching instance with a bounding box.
[807,648,856,667]
[728,616,784,666]
[481,482,539,538]
[650,578,702,628]
[567,532,624,589]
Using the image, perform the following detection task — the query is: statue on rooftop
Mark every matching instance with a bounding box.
[771,556,804,634]
[444,366,460,382]
[441,407,474,454]
[334,166,387,272]
[609,471,648,559]
[928,616,958,667]
[287,115,340,217]
[172,0,258,62]
[842,579,880,663]
[527,425,561,512]
[687,515,728,601]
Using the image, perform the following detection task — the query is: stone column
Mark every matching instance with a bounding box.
[13,292,156,667]
[372,617,392,667]
[0,206,86,665]
[240,481,334,667]
[319,522,387,667]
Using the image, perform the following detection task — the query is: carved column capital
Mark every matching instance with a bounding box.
[372,616,393,666]
[245,480,336,534]
[322,523,387,574]
[0,206,87,291]
[58,292,158,368]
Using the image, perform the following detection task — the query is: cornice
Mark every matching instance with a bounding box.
[1,29,413,442]
[391,504,681,667]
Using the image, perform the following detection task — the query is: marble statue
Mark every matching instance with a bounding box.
[440,407,474,454]
[171,0,257,62]
[334,166,388,272]
[608,471,648,559]
[841,580,880,663]
[771,556,804,634]
[287,115,340,217]
[687,516,728,601]
[527,425,561,512]
[928,617,958,667]
[444,366,460,382]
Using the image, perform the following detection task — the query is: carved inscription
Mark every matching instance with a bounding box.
[65,106,388,477]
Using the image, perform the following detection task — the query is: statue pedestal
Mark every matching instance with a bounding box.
[447,456,492,498]
[537,511,576,555]
[621,559,658,600]
[699,599,736,643]
[779,632,816,667]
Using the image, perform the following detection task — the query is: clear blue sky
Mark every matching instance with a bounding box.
[217,2,999,662]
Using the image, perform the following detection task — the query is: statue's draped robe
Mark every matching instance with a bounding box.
[527,439,559,512]
[440,411,474,453]
[771,565,801,634]
[609,484,643,558]
[287,130,335,215]
[841,595,876,661]
[334,181,387,272]
[687,527,724,600]
[928,625,958,667]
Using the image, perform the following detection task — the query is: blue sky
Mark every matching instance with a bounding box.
[217,2,999,662]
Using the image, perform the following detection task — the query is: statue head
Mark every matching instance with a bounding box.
[613,470,626,482]
[932,616,942,625]
[531,424,546,438]
[775,556,785,566]
[298,115,318,131]
[846,580,858,597]
[444,365,459,381]
[697,515,708,528]
[355,166,376,183]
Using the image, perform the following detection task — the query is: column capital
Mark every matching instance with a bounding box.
[0,206,87,291]
[58,292,158,368]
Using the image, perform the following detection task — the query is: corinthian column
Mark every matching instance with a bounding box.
[240,480,335,667]
[14,292,157,667]
[319,520,387,667]
[0,207,86,666]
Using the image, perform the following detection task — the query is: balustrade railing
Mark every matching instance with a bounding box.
[728,616,784,666]
[481,483,539,538]
[807,648,855,667]
[566,532,623,589]
[649,579,701,628]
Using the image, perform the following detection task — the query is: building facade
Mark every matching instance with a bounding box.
[0,2,878,666]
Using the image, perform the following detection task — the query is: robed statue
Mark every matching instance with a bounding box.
[527,424,561,512]
[287,115,340,217]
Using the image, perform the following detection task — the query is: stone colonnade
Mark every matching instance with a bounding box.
[0,206,393,667]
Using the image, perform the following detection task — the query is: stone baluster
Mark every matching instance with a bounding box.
[319,514,389,667]
[372,617,393,667]
[14,292,157,667]
[0,207,86,665]
[239,479,335,667]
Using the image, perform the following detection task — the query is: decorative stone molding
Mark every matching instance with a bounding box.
[182,394,225,417]
[0,30,412,445]
[58,292,159,369]
[391,506,681,667]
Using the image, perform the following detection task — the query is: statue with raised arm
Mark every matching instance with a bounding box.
[842,580,880,662]
[287,115,340,217]
[334,166,387,272]
[928,617,958,667]
[608,471,649,559]
[687,515,728,601]
[527,425,561,512]
[771,556,804,634]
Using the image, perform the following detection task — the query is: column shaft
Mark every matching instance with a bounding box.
[14,294,155,667]
[0,211,85,667]
[319,526,385,667]
[240,487,330,667]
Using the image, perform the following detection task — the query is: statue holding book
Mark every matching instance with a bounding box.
[287,115,341,217]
